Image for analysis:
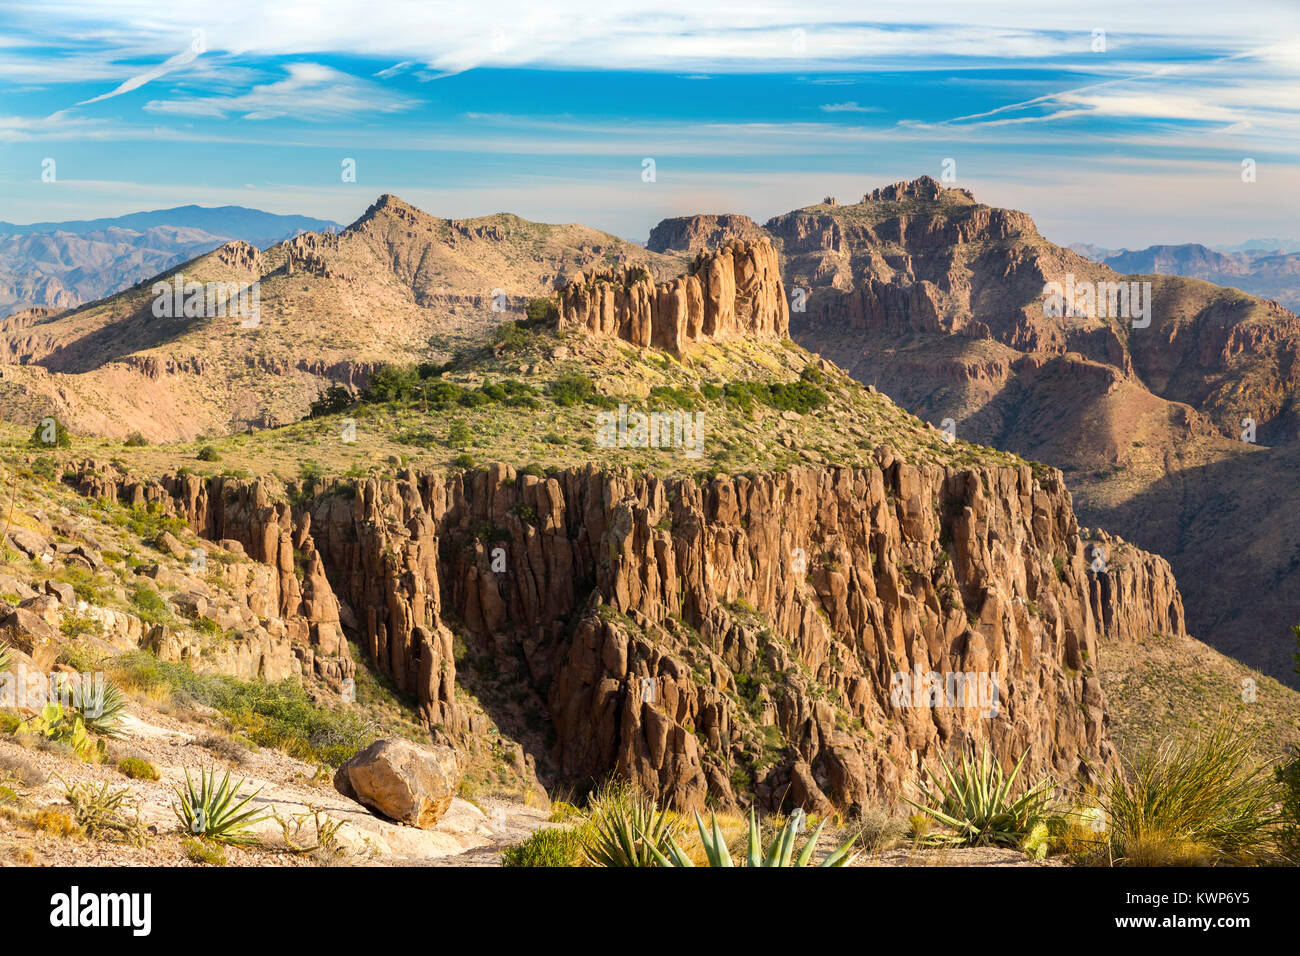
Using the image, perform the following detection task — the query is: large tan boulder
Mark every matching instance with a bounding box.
[334,739,461,829]
[1,608,60,671]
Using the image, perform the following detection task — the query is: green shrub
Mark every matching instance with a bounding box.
[446,421,471,448]
[423,381,466,408]
[130,584,171,625]
[309,384,354,417]
[647,385,699,410]
[502,825,588,867]
[196,445,222,462]
[548,373,599,407]
[118,757,160,781]
[367,364,419,403]
[452,453,476,469]
[181,836,227,865]
[493,321,534,352]
[524,298,558,324]
[29,418,71,448]
[111,651,375,766]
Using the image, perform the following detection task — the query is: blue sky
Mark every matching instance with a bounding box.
[1,1,1297,248]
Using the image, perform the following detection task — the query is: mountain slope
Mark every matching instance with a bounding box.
[0,195,688,440]
[13,272,1194,814]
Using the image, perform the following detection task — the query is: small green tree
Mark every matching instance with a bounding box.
[366,364,418,403]
[30,417,71,449]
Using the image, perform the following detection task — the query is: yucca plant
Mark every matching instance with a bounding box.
[1102,718,1280,865]
[71,677,126,737]
[585,783,684,867]
[0,644,9,674]
[173,765,268,845]
[907,744,1054,847]
[651,808,858,867]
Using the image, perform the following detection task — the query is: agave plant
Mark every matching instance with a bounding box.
[584,783,684,867]
[70,676,126,737]
[906,744,1054,848]
[651,808,858,867]
[173,765,268,845]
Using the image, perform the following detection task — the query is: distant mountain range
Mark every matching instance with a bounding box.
[0,205,341,313]
[1069,240,1300,312]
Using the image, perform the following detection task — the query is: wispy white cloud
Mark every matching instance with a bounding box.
[143,62,418,120]
[74,31,205,108]
[819,101,877,113]
[3,1,1295,75]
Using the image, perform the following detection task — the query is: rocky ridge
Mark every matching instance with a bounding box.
[62,450,1188,814]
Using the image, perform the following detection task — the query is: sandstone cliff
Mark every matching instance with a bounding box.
[559,239,789,354]
[66,451,1192,814]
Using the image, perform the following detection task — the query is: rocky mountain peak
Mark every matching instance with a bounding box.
[862,175,974,204]
[646,213,767,254]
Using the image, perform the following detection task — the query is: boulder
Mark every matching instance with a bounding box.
[155,531,188,559]
[44,580,76,607]
[18,594,61,627]
[172,591,209,620]
[334,739,461,829]
[5,527,50,560]
[1,608,61,671]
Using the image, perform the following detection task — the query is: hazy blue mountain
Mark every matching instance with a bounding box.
[0,205,341,313]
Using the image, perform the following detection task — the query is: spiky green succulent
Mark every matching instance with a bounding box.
[71,677,126,737]
[906,744,1054,848]
[584,783,684,867]
[650,808,857,867]
[173,765,268,845]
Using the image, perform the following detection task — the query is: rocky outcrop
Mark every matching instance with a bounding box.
[1082,531,1187,644]
[646,214,768,254]
[0,607,61,671]
[559,239,789,354]
[334,738,461,829]
[69,462,353,687]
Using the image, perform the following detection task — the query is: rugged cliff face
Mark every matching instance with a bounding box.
[68,448,1190,813]
[559,239,789,354]
[71,466,354,688]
